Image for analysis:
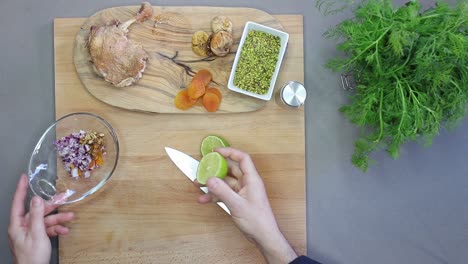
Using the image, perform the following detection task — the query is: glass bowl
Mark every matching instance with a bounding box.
[28,112,119,205]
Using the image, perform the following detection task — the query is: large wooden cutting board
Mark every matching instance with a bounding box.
[56,12,305,264]
[74,6,288,114]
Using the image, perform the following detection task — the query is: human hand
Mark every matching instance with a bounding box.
[8,174,75,264]
[196,148,297,264]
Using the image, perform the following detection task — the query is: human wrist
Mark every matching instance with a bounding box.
[16,255,50,264]
[255,228,298,264]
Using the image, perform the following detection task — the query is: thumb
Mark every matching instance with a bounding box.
[29,196,47,239]
[207,177,243,212]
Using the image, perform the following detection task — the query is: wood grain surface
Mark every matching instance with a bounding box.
[56,12,305,263]
[74,6,291,114]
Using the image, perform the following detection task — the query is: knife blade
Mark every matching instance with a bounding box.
[164,147,231,215]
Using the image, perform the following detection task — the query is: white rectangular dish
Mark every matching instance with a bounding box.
[227,21,289,101]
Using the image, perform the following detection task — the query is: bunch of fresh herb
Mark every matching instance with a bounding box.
[323,0,467,171]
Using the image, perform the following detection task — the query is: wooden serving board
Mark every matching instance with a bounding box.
[56,11,305,264]
[74,6,289,114]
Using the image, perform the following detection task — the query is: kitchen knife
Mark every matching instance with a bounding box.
[164,147,231,215]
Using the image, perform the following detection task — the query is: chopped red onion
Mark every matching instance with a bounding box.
[54,130,105,178]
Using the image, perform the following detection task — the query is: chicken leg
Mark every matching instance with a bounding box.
[87,2,153,87]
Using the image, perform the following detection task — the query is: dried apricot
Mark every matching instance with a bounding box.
[175,89,197,110]
[206,87,222,101]
[187,79,206,99]
[193,69,212,86]
[202,92,220,112]
[96,155,104,166]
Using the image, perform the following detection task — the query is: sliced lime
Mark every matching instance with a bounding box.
[196,152,228,185]
[200,135,230,156]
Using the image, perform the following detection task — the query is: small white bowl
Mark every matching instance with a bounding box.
[228,21,289,101]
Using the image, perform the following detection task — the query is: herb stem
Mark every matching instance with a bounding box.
[395,77,407,133]
[340,24,393,70]
[407,82,436,117]
[419,14,443,20]
[387,41,414,75]
[375,87,384,142]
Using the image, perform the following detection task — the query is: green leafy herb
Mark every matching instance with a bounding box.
[323,0,468,171]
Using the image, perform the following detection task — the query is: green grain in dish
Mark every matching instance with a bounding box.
[234,30,281,95]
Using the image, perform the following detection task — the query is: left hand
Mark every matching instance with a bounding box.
[8,174,74,264]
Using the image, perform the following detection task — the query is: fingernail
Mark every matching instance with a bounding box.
[32,197,42,207]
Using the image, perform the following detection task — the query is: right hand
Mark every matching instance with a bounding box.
[196,147,297,264]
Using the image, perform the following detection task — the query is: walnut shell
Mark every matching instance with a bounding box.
[211,16,233,34]
[192,31,210,57]
[209,31,233,57]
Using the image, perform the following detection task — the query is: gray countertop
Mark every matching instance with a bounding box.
[1,0,467,263]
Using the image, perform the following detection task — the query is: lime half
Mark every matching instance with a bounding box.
[196,152,228,185]
[200,135,230,156]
